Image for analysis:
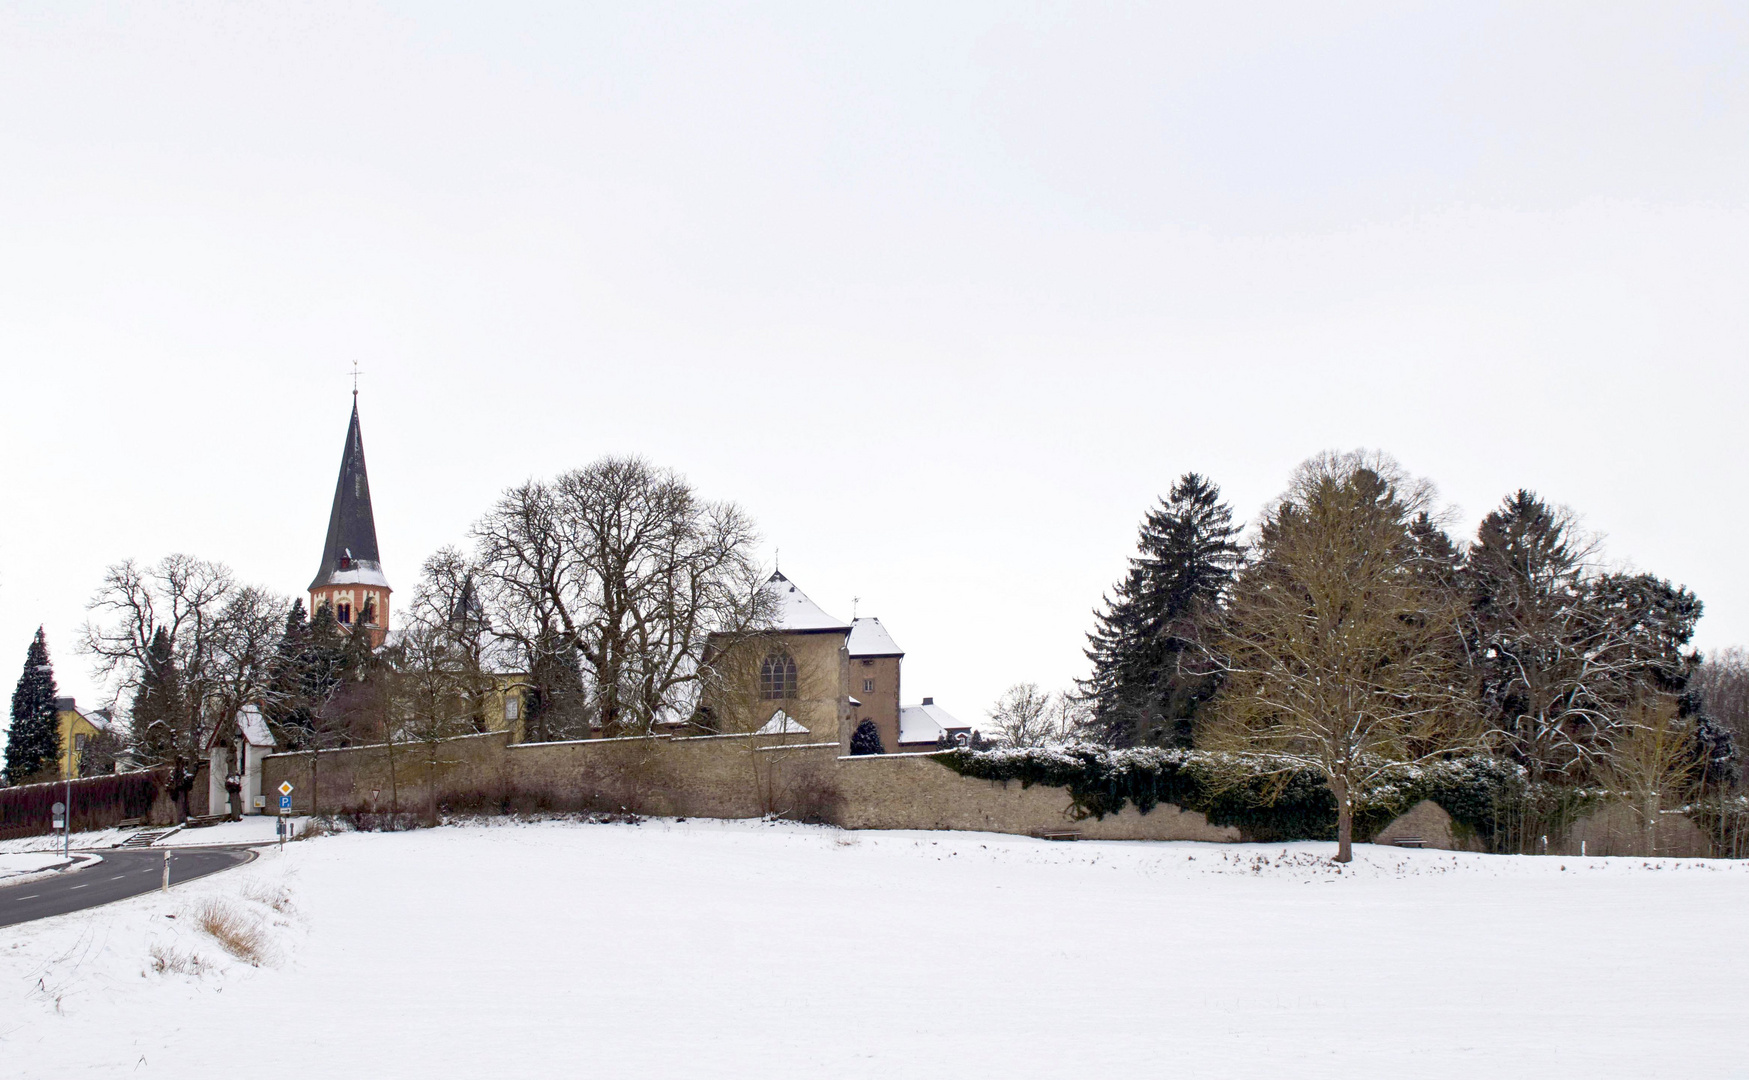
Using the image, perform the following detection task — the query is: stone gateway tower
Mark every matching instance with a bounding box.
[309,396,391,646]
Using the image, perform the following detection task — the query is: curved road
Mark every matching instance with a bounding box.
[0,846,256,928]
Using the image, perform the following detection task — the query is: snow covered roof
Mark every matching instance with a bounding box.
[847,617,903,658]
[755,710,810,735]
[898,701,968,745]
[321,562,392,588]
[237,704,275,747]
[763,572,850,633]
[75,706,113,734]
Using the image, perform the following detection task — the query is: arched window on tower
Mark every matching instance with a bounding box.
[337,602,352,625]
[759,654,797,700]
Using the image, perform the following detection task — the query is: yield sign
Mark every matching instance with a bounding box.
[278,781,294,796]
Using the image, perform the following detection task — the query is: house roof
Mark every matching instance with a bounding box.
[309,399,389,593]
[763,571,850,633]
[237,704,275,748]
[898,701,968,745]
[56,698,113,734]
[847,617,903,658]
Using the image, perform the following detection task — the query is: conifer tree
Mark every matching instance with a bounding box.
[525,627,591,742]
[262,600,312,744]
[1080,474,1243,747]
[850,717,885,755]
[4,629,62,785]
[128,627,182,767]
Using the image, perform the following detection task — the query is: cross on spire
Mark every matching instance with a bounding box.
[351,360,363,398]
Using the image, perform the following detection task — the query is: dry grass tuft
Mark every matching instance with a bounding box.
[148,944,210,976]
[193,898,270,966]
[241,879,295,914]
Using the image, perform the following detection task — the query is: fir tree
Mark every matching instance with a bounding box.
[296,601,349,746]
[850,717,885,755]
[262,600,316,748]
[1080,473,1243,747]
[525,627,591,742]
[4,628,62,785]
[128,627,182,767]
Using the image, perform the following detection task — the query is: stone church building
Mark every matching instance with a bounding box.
[699,571,971,753]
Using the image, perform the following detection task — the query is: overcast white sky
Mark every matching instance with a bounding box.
[3,3,1747,727]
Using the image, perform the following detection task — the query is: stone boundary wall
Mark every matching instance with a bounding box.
[260,732,1236,840]
[259,732,1720,855]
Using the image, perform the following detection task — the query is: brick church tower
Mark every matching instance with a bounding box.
[309,394,391,647]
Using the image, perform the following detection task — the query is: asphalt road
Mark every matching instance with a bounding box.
[0,846,256,928]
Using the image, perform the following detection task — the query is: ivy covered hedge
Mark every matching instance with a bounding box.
[932,746,1531,846]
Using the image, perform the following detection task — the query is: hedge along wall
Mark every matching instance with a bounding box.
[0,768,168,839]
[932,746,1534,848]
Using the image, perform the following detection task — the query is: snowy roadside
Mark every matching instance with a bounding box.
[159,816,307,847]
[0,829,129,854]
[0,852,102,890]
[0,853,75,882]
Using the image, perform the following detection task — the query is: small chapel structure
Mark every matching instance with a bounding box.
[697,571,972,753]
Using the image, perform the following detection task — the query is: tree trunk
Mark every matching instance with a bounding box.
[1331,773,1353,863]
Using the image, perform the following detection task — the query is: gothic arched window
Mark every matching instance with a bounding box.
[759,654,797,700]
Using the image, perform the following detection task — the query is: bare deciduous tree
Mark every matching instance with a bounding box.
[1210,451,1476,863]
[81,555,288,818]
[987,683,1092,748]
[471,456,770,737]
[1599,694,1699,857]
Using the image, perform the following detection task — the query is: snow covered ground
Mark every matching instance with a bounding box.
[2,819,1745,1078]
[0,853,68,881]
[0,827,129,853]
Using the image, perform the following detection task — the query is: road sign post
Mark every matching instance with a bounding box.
[51,801,66,858]
[277,782,295,845]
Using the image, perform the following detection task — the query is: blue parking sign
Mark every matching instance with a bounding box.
[280,795,292,811]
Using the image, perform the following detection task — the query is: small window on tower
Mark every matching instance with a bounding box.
[337,603,352,625]
[863,679,875,694]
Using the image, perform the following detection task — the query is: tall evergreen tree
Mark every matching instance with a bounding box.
[524,625,591,742]
[128,627,183,768]
[4,628,62,785]
[1080,473,1243,747]
[1466,490,1703,786]
[262,600,315,748]
[265,600,354,750]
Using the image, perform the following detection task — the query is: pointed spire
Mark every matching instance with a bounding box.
[309,399,388,592]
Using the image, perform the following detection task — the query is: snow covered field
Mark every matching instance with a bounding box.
[3,819,1746,1078]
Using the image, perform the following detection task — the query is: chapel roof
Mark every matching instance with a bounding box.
[763,571,850,633]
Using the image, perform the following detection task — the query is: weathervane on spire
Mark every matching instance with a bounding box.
[351,360,363,399]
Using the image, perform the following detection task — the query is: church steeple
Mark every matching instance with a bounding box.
[309,397,390,644]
